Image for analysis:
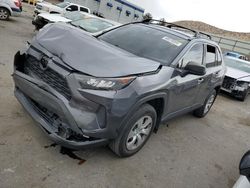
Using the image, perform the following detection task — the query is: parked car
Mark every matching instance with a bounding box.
[221,56,250,101]
[13,20,225,157]
[32,11,119,31]
[0,0,22,20]
[225,52,248,61]
[233,151,250,188]
[34,1,90,15]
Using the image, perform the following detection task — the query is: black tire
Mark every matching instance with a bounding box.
[109,104,157,157]
[193,89,217,118]
[0,7,10,20]
[239,88,249,102]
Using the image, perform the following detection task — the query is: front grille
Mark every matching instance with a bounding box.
[222,76,236,90]
[35,16,49,29]
[24,56,72,100]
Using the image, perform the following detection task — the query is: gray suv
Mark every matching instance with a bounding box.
[13,20,226,157]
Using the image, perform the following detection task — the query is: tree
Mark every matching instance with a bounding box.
[143,13,153,20]
[159,18,167,26]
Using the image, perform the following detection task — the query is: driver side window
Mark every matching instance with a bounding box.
[179,43,204,69]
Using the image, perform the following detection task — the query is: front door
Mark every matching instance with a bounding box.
[164,43,205,115]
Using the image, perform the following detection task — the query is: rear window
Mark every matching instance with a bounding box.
[70,18,114,33]
[98,24,188,65]
[56,2,69,8]
[64,12,88,21]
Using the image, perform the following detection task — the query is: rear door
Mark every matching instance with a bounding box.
[196,44,224,104]
[165,43,206,114]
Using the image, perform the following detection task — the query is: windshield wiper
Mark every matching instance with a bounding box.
[78,25,89,32]
[68,22,90,32]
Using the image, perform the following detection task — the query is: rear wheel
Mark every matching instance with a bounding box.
[0,8,10,20]
[109,104,157,157]
[193,89,217,118]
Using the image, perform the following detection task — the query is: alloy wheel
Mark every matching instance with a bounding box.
[0,9,8,20]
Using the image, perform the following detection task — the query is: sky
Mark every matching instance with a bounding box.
[129,0,250,32]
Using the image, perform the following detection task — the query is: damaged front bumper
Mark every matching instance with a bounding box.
[12,51,129,150]
[13,72,109,150]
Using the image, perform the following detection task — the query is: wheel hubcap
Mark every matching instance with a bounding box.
[0,9,8,19]
[204,94,215,114]
[126,115,153,151]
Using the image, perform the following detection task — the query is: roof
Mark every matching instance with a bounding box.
[139,19,216,43]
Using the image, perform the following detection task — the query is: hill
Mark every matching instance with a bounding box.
[174,21,250,42]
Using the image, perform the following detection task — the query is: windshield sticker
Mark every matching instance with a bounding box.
[162,36,182,46]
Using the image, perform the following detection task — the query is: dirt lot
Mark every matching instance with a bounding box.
[0,4,250,188]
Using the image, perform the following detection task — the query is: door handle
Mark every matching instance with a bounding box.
[198,78,204,84]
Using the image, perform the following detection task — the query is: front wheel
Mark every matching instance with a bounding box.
[239,87,249,102]
[109,104,157,157]
[0,8,10,20]
[193,89,217,118]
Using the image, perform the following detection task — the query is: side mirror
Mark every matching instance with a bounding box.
[240,151,250,182]
[66,7,72,11]
[184,61,206,76]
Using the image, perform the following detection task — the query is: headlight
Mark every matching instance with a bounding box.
[75,74,136,90]
[234,81,249,91]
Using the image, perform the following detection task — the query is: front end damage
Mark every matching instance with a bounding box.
[221,76,250,99]
[12,50,116,149]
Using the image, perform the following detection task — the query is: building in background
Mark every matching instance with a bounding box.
[67,0,145,23]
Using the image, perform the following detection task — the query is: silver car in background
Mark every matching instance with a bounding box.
[0,0,22,20]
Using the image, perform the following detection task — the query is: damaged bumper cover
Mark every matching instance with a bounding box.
[13,72,110,149]
[12,51,139,150]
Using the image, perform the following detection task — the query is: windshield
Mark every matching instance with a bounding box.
[225,57,250,73]
[64,12,88,21]
[56,2,69,8]
[98,24,188,65]
[70,18,114,33]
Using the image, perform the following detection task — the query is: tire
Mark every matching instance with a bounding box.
[239,87,249,102]
[0,7,10,20]
[193,89,217,118]
[109,104,157,157]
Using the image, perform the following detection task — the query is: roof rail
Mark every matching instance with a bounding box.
[142,19,212,40]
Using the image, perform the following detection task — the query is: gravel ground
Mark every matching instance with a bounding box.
[0,4,250,188]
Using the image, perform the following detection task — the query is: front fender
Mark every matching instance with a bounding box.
[0,4,13,15]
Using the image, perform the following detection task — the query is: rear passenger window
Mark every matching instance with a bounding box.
[80,7,89,13]
[206,45,216,68]
[179,43,203,68]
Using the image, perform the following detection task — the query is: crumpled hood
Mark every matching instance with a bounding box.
[33,23,160,77]
[38,13,71,23]
[226,66,250,82]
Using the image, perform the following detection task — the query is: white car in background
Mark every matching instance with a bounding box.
[0,0,22,20]
[33,11,120,35]
[34,1,90,15]
[32,11,89,30]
